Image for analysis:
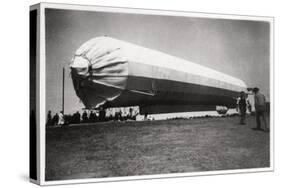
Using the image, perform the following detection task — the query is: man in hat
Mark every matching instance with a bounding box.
[252,87,268,131]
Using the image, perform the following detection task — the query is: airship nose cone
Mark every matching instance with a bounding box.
[70,56,90,78]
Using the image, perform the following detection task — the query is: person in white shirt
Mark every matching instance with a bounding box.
[252,87,268,131]
[58,111,64,126]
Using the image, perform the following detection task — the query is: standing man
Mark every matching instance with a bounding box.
[58,111,64,126]
[82,111,88,123]
[46,110,53,126]
[89,111,96,123]
[237,91,247,125]
[76,111,81,123]
[252,87,268,131]
[53,113,59,126]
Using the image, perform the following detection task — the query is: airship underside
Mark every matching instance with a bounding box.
[70,36,247,114]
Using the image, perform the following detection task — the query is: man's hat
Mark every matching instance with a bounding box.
[253,87,259,93]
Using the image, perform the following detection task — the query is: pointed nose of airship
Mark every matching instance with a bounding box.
[70,56,90,78]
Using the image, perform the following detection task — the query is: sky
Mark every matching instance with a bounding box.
[45,8,270,115]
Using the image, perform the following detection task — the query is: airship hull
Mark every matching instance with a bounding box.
[70,36,247,113]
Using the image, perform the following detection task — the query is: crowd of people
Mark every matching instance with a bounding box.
[46,87,269,132]
[46,107,139,127]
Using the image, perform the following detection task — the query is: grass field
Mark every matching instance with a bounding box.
[45,115,270,181]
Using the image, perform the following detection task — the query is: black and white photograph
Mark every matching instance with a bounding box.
[29,2,273,185]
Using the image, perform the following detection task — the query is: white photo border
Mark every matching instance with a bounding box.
[35,2,274,185]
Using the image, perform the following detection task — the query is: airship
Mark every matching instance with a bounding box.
[70,36,247,115]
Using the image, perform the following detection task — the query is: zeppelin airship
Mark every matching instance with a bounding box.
[70,36,247,114]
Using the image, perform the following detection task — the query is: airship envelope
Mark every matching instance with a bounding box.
[70,36,247,112]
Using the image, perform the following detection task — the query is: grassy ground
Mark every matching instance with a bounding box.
[45,115,270,181]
